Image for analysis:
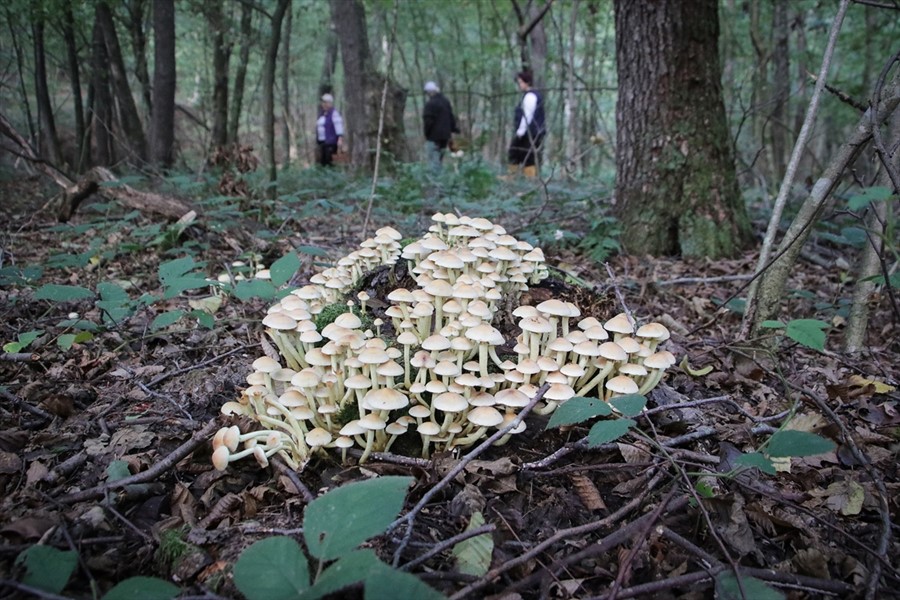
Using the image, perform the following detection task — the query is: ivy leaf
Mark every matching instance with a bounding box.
[767,430,835,457]
[15,545,77,594]
[233,536,310,600]
[608,394,647,417]
[546,397,611,429]
[103,576,179,600]
[34,284,94,302]
[587,418,635,447]
[784,319,828,351]
[270,252,301,287]
[304,476,413,561]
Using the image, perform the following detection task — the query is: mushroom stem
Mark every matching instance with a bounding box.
[359,430,376,464]
[575,362,616,398]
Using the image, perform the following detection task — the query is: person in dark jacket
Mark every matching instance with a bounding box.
[316,94,344,167]
[422,81,459,173]
[507,70,545,178]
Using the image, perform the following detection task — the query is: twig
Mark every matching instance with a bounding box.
[400,524,496,571]
[147,345,249,387]
[0,387,53,421]
[135,380,193,421]
[0,580,72,600]
[655,274,753,286]
[388,385,547,566]
[56,418,219,503]
[603,262,635,326]
[642,394,790,423]
[345,449,430,468]
[0,352,39,362]
[272,457,315,503]
[784,380,893,600]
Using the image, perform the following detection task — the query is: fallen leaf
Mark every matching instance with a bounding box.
[0,451,22,474]
[0,516,56,540]
[570,474,606,511]
[824,480,865,516]
[26,460,49,485]
[848,375,895,395]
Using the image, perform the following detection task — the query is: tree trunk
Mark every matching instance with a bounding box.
[330,0,409,168]
[61,4,87,172]
[280,4,294,166]
[149,0,176,167]
[5,10,36,144]
[319,26,339,97]
[209,0,231,149]
[97,1,147,162]
[751,79,900,334]
[749,1,771,187]
[32,19,64,168]
[613,0,751,258]
[91,14,115,166]
[229,2,253,145]
[263,0,290,197]
[563,0,579,172]
[126,0,152,115]
[770,0,790,183]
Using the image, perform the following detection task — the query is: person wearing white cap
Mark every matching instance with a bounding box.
[316,93,344,166]
[422,81,459,173]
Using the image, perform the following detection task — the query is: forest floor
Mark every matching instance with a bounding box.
[0,171,898,600]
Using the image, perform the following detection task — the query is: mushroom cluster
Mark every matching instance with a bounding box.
[212,215,674,470]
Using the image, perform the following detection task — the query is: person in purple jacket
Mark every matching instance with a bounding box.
[316,94,344,167]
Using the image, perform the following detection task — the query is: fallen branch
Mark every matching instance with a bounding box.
[56,418,218,504]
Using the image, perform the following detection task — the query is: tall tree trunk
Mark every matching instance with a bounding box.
[263,0,290,197]
[229,2,253,145]
[770,0,790,184]
[749,1,771,187]
[91,15,115,166]
[563,0,579,172]
[32,19,64,167]
[330,0,409,168]
[126,0,152,115]
[5,10,36,144]
[149,0,176,167]
[613,0,751,258]
[280,4,294,166]
[97,1,147,162]
[319,26,339,97]
[209,0,230,149]
[61,4,87,172]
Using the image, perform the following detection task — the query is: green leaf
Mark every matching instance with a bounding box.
[74,331,94,344]
[107,460,131,482]
[103,576,179,600]
[57,334,77,350]
[151,310,186,331]
[735,452,776,475]
[15,545,77,594]
[715,571,784,600]
[784,319,828,351]
[3,342,23,353]
[34,284,94,302]
[162,276,210,299]
[546,396,612,429]
[608,394,647,417]
[233,536,309,600]
[270,252,301,287]
[6,330,43,352]
[306,550,443,600]
[158,256,200,283]
[451,511,492,576]
[192,310,215,329]
[233,279,278,300]
[97,282,130,303]
[767,430,835,458]
[304,476,413,561]
[363,561,445,600]
[847,186,893,211]
[759,320,785,329]
[296,245,329,257]
[587,418,635,447]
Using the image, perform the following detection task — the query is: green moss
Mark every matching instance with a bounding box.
[156,527,194,570]
[314,302,375,333]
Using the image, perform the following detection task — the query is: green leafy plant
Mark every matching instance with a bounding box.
[3,330,42,353]
[232,476,442,600]
[759,318,829,351]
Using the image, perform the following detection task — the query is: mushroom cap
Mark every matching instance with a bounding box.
[376,226,402,240]
[377,360,405,378]
[606,375,639,395]
[252,356,281,373]
[433,360,461,377]
[616,336,643,354]
[385,421,408,436]
[424,279,454,298]
[516,358,541,375]
[334,312,363,330]
[520,316,554,334]
[465,323,504,345]
[409,405,432,419]
[291,368,320,388]
[584,325,610,341]
[468,391,496,407]
[643,350,676,369]
[432,391,468,413]
[262,312,297,330]
[545,383,576,402]
[359,413,388,430]
[417,421,441,436]
[536,299,571,317]
[422,334,451,351]
[334,436,355,449]
[495,388,530,408]
[345,374,372,389]
[358,347,390,365]
[618,362,648,377]
[636,322,670,341]
[425,379,448,394]
[388,288,416,304]
[363,388,409,411]
[340,420,367,436]
[467,406,504,427]
[279,390,307,407]
[604,312,635,335]
[598,341,629,362]
[305,427,333,447]
[212,446,231,471]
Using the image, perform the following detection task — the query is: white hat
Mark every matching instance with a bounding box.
[424,81,439,93]
[321,93,334,103]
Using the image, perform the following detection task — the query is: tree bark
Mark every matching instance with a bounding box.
[319,26,339,97]
[149,0,176,167]
[751,79,900,334]
[32,19,64,168]
[263,0,291,196]
[330,0,409,168]
[770,0,790,183]
[563,0,579,172]
[125,0,152,115]
[91,14,115,166]
[280,4,294,166]
[97,1,147,162]
[61,4,87,172]
[209,0,231,149]
[613,0,751,258]
[229,2,254,145]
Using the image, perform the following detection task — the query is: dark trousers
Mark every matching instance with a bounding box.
[508,134,544,167]
[318,142,338,166]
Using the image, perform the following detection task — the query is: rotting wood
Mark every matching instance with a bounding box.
[0,111,195,222]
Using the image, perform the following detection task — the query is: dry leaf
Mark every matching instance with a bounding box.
[0,451,22,474]
[26,460,49,485]
[848,375,895,395]
[38,394,75,417]
[570,474,606,511]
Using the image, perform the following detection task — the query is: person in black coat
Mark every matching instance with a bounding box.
[422,81,459,173]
